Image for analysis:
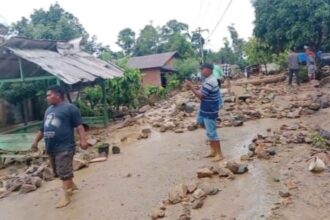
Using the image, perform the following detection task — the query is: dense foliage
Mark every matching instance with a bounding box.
[253,0,330,52]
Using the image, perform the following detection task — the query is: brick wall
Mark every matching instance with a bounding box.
[141,68,161,87]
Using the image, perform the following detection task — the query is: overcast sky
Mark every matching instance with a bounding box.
[0,0,255,51]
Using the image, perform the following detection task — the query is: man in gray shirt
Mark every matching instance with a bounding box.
[32,85,89,208]
[288,49,300,86]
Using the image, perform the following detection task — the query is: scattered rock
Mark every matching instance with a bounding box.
[240,155,250,161]
[304,137,313,144]
[19,184,37,194]
[42,168,54,181]
[233,120,244,127]
[191,199,204,209]
[236,164,249,174]
[174,129,185,133]
[30,177,42,188]
[226,161,240,174]
[266,147,277,156]
[112,146,121,154]
[197,168,213,178]
[309,103,321,111]
[151,209,165,219]
[192,188,206,199]
[197,182,213,195]
[187,182,197,193]
[215,167,232,178]
[168,184,188,204]
[309,157,326,172]
[142,128,151,135]
[208,188,220,196]
[279,190,291,198]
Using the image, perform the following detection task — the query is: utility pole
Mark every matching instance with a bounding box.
[192,27,208,64]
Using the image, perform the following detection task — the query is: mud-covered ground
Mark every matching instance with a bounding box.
[0,77,330,220]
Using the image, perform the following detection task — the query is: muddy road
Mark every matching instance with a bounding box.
[1,111,329,220]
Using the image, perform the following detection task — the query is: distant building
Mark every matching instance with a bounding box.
[128,51,179,87]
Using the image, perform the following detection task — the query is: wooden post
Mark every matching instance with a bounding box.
[18,59,24,82]
[101,80,109,127]
[18,58,28,125]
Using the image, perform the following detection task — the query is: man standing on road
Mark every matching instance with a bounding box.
[186,63,224,161]
[288,49,301,86]
[32,85,89,208]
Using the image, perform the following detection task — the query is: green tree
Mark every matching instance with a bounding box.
[116,28,136,56]
[217,38,237,64]
[253,0,330,52]
[245,37,273,72]
[160,19,189,39]
[11,3,102,54]
[12,3,88,41]
[228,24,246,67]
[134,24,159,56]
[174,58,200,81]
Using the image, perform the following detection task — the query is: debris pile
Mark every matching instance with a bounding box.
[0,163,53,199]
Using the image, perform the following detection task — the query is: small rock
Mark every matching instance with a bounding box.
[138,132,149,140]
[240,155,249,161]
[30,177,42,188]
[266,147,276,156]
[226,161,240,174]
[174,129,185,133]
[187,183,197,193]
[215,167,232,178]
[42,167,54,181]
[112,146,121,154]
[187,124,198,131]
[208,188,220,195]
[248,143,256,152]
[142,128,151,135]
[198,182,213,195]
[160,126,167,132]
[236,164,248,174]
[197,168,213,178]
[309,103,321,111]
[233,120,244,127]
[191,199,204,209]
[19,184,37,194]
[151,209,165,219]
[279,190,291,198]
[192,188,206,199]
[87,138,98,146]
[168,184,188,204]
[304,137,313,144]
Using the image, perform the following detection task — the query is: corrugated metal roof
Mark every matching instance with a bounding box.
[128,51,178,70]
[0,37,124,85]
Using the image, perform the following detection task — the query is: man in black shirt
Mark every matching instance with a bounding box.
[32,85,89,208]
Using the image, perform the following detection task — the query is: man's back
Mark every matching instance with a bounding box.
[288,52,299,69]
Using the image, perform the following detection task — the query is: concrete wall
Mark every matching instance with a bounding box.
[141,68,162,87]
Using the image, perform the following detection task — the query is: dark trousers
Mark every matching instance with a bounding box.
[289,69,300,85]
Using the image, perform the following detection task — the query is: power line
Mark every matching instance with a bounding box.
[193,0,205,28]
[206,0,233,41]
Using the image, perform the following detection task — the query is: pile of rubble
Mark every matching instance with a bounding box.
[0,163,53,199]
[151,161,248,219]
